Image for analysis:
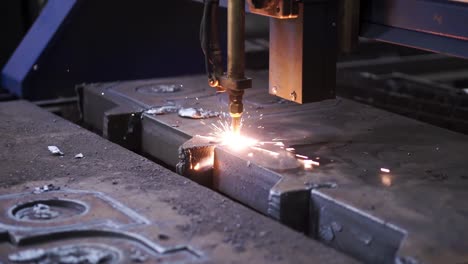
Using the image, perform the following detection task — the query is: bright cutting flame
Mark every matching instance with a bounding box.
[219,130,258,151]
[208,119,258,151]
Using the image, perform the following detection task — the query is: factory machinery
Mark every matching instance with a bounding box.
[1,0,468,263]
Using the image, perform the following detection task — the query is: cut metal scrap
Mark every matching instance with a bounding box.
[178,108,219,119]
[9,244,117,263]
[47,146,64,156]
[32,184,60,194]
[145,105,180,115]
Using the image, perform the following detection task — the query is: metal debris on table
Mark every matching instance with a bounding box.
[74,153,84,159]
[27,203,59,220]
[145,105,180,115]
[47,146,64,156]
[137,83,182,93]
[8,249,46,262]
[178,107,219,119]
[32,184,60,194]
[8,244,117,264]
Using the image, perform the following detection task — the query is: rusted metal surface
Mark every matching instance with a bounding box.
[0,185,198,263]
[0,100,357,263]
[80,72,468,263]
[0,190,148,232]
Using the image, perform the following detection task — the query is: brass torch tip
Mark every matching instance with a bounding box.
[230,113,242,135]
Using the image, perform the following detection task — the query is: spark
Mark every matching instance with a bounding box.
[208,119,258,151]
[295,154,309,159]
[201,114,287,158]
[194,163,201,170]
[380,168,390,173]
[302,159,319,170]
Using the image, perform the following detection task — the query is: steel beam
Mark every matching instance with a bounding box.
[81,72,468,263]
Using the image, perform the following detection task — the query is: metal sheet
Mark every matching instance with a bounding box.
[0,100,356,264]
[81,72,468,263]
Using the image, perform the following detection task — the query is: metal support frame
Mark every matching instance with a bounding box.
[361,0,468,59]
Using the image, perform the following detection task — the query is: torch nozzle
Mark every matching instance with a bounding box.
[229,91,243,136]
[230,112,242,135]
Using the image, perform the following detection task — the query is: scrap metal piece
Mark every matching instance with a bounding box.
[8,249,46,262]
[9,244,119,264]
[29,203,59,220]
[47,146,64,156]
[12,200,85,221]
[178,108,219,119]
[137,83,182,94]
[33,184,60,194]
[145,106,180,115]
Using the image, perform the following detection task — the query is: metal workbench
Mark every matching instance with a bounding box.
[81,72,468,263]
[0,100,356,263]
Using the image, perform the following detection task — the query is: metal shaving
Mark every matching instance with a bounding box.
[74,153,84,159]
[152,84,182,93]
[47,146,64,156]
[8,249,46,262]
[178,108,219,119]
[33,184,60,194]
[9,244,117,264]
[138,83,182,94]
[29,203,59,220]
[145,106,180,115]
